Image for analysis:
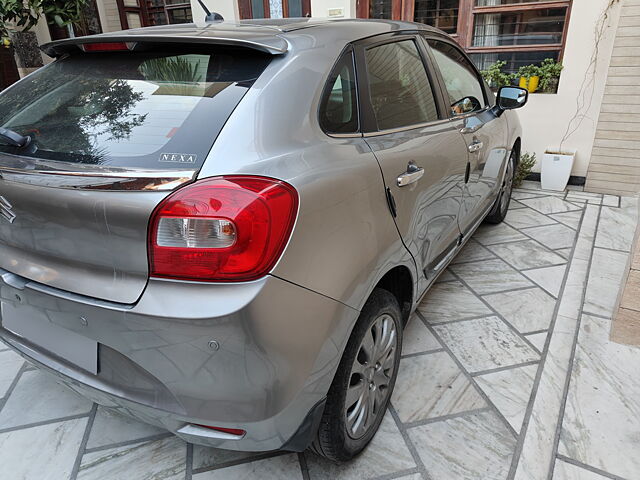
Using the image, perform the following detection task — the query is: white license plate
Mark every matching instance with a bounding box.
[1,301,97,374]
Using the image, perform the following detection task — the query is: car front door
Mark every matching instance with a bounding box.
[425,38,509,236]
[355,35,469,296]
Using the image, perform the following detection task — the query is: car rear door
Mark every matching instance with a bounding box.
[355,34,469,296]
[424,37,509,235]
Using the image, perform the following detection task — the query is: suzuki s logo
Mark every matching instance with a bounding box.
[0,196,16,224]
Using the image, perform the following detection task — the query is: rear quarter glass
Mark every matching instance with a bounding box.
[0,47,272,170]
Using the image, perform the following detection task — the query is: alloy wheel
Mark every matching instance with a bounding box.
[344,313,398,439]
[500,157,515,214]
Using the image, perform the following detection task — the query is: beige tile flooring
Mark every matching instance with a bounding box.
[1,181,640,480]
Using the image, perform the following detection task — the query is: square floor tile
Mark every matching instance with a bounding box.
[472,223,527,246]
[306,413,415,480]
[450,259,533,295]
[451,240,495,265]
[0,370,93,429]
[550,211,583,230]
[595,205,638,252]
[522,264,567,298]
[408,410,515,480]
[483,287,556,334]
[520,196,583,215]
[0,349,24,398]
[558,315,640,479]
[418,281,492,323]
[486,240,566,270]
[392,352,486,423]
[475,365,537,433]
[86,406,166,450]
[78,437,186,480]
[434,317,539,373]
[583,248,628,317]
[402,315,440,355]
[195,454,302,480]
[505,208,556,230]
[0,418,88,480]
[522,223,577,250]
[552,459,611,480]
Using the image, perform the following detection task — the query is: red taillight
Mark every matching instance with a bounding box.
[81,42,130,52]
[149,176,298,282]
[194,425,246,436]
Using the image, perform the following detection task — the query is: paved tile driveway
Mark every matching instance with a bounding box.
[1,182,638,480]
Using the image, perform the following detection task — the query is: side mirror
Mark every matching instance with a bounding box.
[497,86,528,110]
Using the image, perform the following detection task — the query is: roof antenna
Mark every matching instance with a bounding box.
[196,0,224,22]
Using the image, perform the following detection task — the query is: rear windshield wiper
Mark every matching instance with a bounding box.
[0,127,32,149]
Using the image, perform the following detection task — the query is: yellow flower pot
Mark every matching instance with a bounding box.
[519,75,539,93]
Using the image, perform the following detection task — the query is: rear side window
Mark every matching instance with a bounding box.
[427,40,486,116]
[364,40,439,131]
[319,51,359,134]
[0,47,271,169]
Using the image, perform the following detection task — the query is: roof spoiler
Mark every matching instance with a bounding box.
[41,33,288,57]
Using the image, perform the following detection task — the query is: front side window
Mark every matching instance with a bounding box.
[428,40,486,116]
[0,48,271,169]
[319,51,359,134]
[365,40,439,131]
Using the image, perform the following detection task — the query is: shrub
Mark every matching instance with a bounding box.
[480,61,515,89]
[514,152,536,188]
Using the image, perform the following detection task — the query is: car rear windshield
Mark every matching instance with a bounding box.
[0,46,271,169]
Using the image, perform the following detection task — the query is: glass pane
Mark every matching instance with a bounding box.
[270,0,283,18]
[369,0,392,19]
[413,0,459,35]
[473,7,567,46]
[167,7,193,23]
[0,49,272,168]
[428,40,486,116]
[122,0,138,7]
[319,52,358,133]
[288,0,303,17]
[476,0,560,5]
[126,12,142,28]
[365,40,439,130]
[251,0,265,18]
[470,50,559,73]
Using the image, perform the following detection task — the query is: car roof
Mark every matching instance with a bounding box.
[41,19,444,57]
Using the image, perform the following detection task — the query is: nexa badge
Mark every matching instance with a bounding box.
[159,153,197,164]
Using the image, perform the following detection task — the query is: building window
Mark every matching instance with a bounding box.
[237,0,311,18]
[115,0,193,29]
[357,0,572,74]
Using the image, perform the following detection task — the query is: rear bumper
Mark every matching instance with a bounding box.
[0,271,358,451]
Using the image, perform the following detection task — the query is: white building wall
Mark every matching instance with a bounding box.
[184,0,621,179]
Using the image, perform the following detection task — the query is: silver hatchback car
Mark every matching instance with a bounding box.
[0,18,527,461]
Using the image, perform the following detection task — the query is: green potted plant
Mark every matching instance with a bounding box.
[480,61,515,90]
[538,58,564,93]
[518,64,541,93]
[0,0,87,77]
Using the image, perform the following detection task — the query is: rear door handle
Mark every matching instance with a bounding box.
[397,165,424,187]
[468,141,483,153]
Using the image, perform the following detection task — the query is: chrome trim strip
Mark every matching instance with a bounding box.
[362,118,451,137]
[0,156,196,191]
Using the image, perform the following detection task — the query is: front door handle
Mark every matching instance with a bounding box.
[468,141,483,153]
[397,164,424,187]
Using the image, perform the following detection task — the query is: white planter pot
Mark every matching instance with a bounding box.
[541,150,576,191]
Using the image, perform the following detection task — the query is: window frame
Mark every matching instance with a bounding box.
[422,35,492,118]
[237,0,311,19]
[356,0,573,68]
[318,47,361,136]
[353,33,449,135]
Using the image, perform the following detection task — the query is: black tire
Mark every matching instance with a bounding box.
[310,288,403,462]
[485,149,517,224]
